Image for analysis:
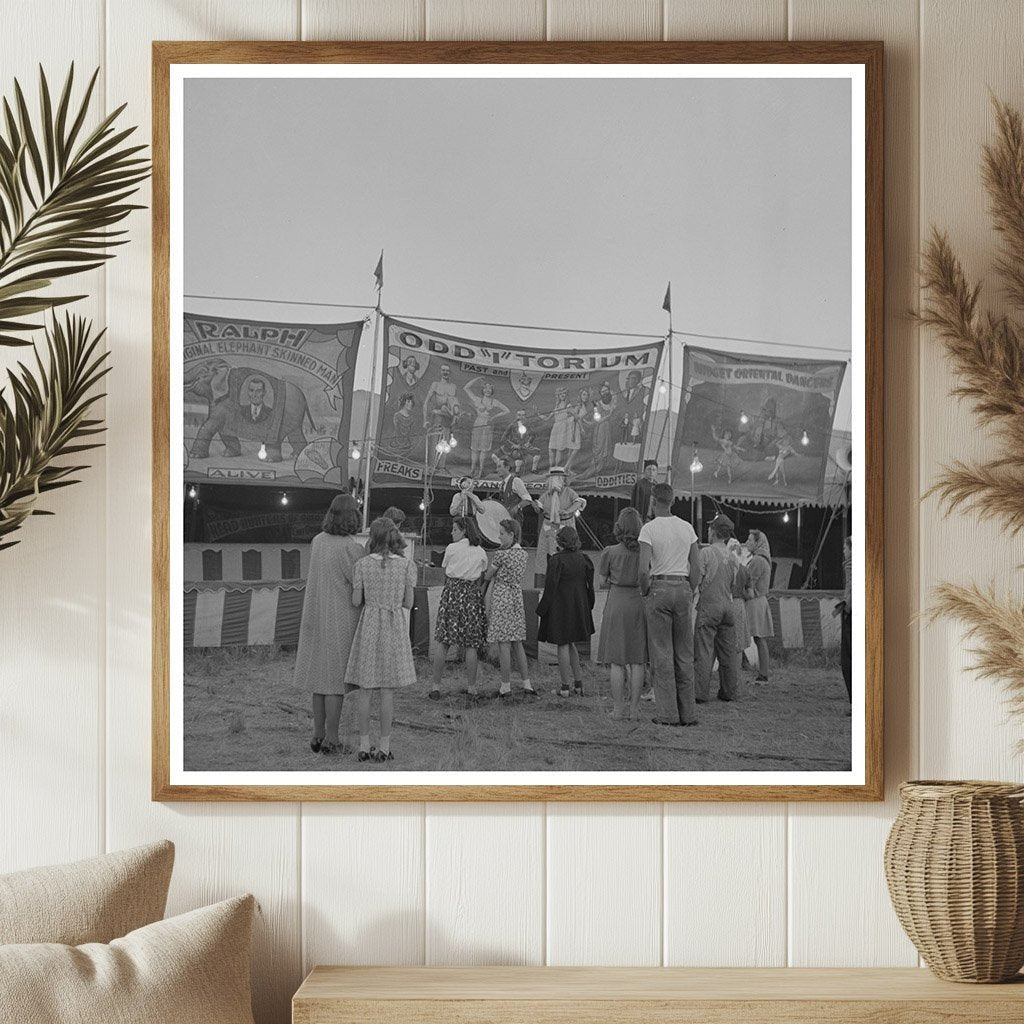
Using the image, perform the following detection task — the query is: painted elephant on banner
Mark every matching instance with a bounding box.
[188,362,314,462]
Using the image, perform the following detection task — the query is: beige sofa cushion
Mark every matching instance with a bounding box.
[0,840,174,945]
[0,894,256,1024]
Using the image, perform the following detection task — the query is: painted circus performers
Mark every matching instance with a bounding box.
[371,317,663,497]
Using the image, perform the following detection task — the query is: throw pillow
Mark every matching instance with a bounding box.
[0,894,256,1024]
[0,840,174,945]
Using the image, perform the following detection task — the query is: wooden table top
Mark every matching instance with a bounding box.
[294,965,1024,1002]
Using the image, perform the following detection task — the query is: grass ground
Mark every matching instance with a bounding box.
[183,646,852,773]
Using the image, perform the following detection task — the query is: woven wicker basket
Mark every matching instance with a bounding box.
[885,780,1024,983]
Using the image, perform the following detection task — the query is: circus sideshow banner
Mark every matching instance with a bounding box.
[672,346,847,502]
[371,317,664,497]
[182,313,364,488]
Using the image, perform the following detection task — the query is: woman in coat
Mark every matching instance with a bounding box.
[292,494,364,755]
[537,525,595,698]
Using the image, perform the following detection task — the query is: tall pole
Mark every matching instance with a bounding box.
[664,282,674,480]
[797,505,804,584]
[361,251,385,531]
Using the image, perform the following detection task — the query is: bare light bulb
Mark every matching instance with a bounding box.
[689,457,703,474]
[280,493,289,506]
[592,409,601,422]
[517,421,527,436]
[435,441,446,454]
[659,382,667,395]
[257,443,268,461]
[419,500,426,511]
[800,431,810,446]
[351,445,361,460]
[187,485,197,499]
[782,512,790,523]
[448,434,457,448]
[739,412,749,425]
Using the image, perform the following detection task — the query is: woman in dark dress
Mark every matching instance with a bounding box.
[537,525,595,698]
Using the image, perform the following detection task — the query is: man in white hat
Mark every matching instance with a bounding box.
[535,465,584,564]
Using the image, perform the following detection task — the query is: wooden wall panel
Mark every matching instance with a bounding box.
[664,804,786,966]
[787,0,920,967]
[547,0,662,41]
[664,0,786,40]
[918,0,1024,778]
[303,805,425,969]
[303,0,425,40]
[426,0,545,41]
[103,5,303,1022]
[424,804,544,964]
[547,804,661,964]
[0,0,106,875]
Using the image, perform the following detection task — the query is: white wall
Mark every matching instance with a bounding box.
[3,2,1023,1022]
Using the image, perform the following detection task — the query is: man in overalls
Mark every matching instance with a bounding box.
[693,513,741,703]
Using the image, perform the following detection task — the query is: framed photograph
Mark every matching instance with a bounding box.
[153,41,883,801]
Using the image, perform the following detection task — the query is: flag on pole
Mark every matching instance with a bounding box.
[373,251,384,292]
[662,283,672,313]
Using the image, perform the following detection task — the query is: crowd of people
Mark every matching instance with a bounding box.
[289,462,849,764]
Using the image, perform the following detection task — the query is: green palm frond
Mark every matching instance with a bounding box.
[0,64,149,347]
[0,312,110,549]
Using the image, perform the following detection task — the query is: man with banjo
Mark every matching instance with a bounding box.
[460,456,536,547]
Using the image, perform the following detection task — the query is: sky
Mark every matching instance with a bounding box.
[182,73,853,429]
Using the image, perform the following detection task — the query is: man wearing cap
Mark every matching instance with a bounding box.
[631,460,659,521]
[535,466,584,563]
[693,513,741,704]
[638,482,701,726]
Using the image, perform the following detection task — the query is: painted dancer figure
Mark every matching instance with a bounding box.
[766,431,797,488]
[544,386,581,470]
[464,376,510,477]
[711,424,742,483]
[564,386,593,476]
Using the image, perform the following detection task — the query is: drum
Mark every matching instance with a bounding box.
[475,499,508,548]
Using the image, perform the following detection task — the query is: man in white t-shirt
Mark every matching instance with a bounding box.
[638,482,701,726]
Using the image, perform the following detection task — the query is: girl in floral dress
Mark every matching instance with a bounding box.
[428,516,489,700]
[344,517,417,763]
[483,518,536,699]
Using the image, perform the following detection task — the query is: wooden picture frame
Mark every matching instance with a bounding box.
[153,41,883,801]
